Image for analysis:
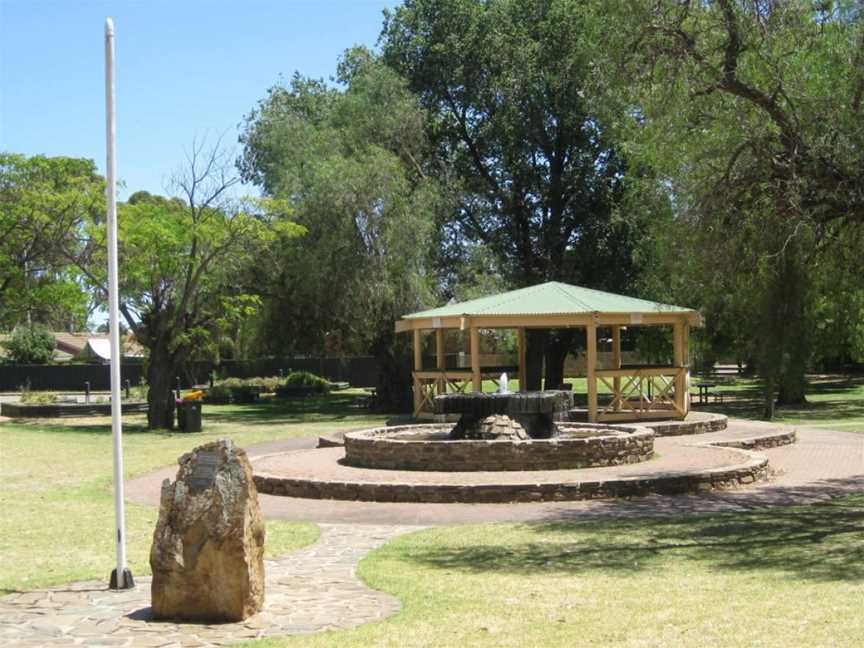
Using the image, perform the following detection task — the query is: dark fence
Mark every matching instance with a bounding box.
[0,356,384,392]
[0,363,145,391]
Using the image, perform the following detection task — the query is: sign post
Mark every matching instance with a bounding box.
[105,17,134,591]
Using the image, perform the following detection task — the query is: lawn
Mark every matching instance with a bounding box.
[696,374,864,433]
[0,390,386,593]
[247,496,864,648]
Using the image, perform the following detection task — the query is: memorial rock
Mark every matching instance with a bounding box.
[150,439,265,622]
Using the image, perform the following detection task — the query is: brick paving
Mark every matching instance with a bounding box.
[0,523,418,647]
[255,442,752,485]
[238,421,862,525]
[124,420,863,525]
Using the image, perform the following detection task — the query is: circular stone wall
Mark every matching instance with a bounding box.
[342,423,654,472]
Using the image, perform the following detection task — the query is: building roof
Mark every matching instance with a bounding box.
[0,331,145,362]
[75,338,113,362]
[403,282,695,319]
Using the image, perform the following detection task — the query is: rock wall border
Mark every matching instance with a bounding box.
[342,423,655,472]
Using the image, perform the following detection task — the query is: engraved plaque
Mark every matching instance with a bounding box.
[188,450,220,493]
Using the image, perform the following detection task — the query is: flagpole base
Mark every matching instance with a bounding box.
[109,568,135,590]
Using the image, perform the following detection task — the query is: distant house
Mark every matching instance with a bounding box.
[0,331,146,363]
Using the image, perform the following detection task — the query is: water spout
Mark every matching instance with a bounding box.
[498,372,509,394]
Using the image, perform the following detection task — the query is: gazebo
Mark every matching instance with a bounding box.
[395,282,702,423]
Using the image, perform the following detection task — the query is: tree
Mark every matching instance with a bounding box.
[0,153,101,330]
[380,0,655,387]
[77,141,302,428]
[1,325,55,364]
[604,0,864,413]
[239,49,442,410]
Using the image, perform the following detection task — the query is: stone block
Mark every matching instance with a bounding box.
[150,439,265,623]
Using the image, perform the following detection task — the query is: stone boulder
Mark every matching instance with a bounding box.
[150,439,265,622]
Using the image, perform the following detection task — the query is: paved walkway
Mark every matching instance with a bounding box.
[128,419,864,525]
[0,524,418,647]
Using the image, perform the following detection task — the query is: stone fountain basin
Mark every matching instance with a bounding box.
[342,423,654,472]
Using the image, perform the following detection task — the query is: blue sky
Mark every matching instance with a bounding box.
[1,0,398,198]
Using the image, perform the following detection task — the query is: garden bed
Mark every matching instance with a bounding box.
[0,400,149,418]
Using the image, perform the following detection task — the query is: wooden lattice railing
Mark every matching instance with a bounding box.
[412,370,505,417]
[594,367,688,422]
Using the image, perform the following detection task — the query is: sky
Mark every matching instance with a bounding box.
[1,0,398,198]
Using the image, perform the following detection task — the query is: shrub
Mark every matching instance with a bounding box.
[217,377,248,389]
[20,390,57,404]
[257,376,283,393]
[127,378,148,401]
[214,375,285,392]
[3,326,55,364]
[284,371,329,392]
[206,383,232,400]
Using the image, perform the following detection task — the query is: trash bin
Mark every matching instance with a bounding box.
[177,400,202,432]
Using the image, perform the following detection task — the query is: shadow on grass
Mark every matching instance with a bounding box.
[692,374,864,428]
[405,495,864,583]
[203,393,379,426]
[701,399,864,428]
[4,392,386,434]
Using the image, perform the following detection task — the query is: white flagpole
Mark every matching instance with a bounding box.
[105,17,133,591]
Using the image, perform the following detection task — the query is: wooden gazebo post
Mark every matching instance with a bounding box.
[611,325,622,412]
[673,319,689,414]
[435,328,445,395]
[586,322,598,422]
[470,325,481,392]
[517,328,527,392]
[413,329,423,414]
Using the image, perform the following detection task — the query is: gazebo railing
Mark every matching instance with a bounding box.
[413,370,471,417]
[414,366,690,420]
[412,369,508,417]
[593,367,688,422]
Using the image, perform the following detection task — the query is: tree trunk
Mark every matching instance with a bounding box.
[762,376,776,420]
[757,247,811,415]
[524,329,546,391]
[777,372,808,405]
[147,343,178,430]
[371,330,413,413]
[543,329,575,389]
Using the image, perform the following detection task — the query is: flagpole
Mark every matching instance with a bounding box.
[105,17,134,591]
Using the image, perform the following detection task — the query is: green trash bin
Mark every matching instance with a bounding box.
[177,400,203,432]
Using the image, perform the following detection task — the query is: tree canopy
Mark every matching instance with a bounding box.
[240,49,443,409]
[605,0,864,411]
[0,153,101,330]
[380,0,669,387]
[73,142,304,428]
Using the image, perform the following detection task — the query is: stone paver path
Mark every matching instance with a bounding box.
[0,523,418,647]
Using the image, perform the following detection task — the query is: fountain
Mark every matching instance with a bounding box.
[340,389,654,472]
[436,389,572,439]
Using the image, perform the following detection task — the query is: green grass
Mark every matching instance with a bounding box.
[697,374,864,433]
[245,496,864,648]
[0,389,386,593]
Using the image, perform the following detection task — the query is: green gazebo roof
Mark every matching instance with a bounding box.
[404,282,694,319]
